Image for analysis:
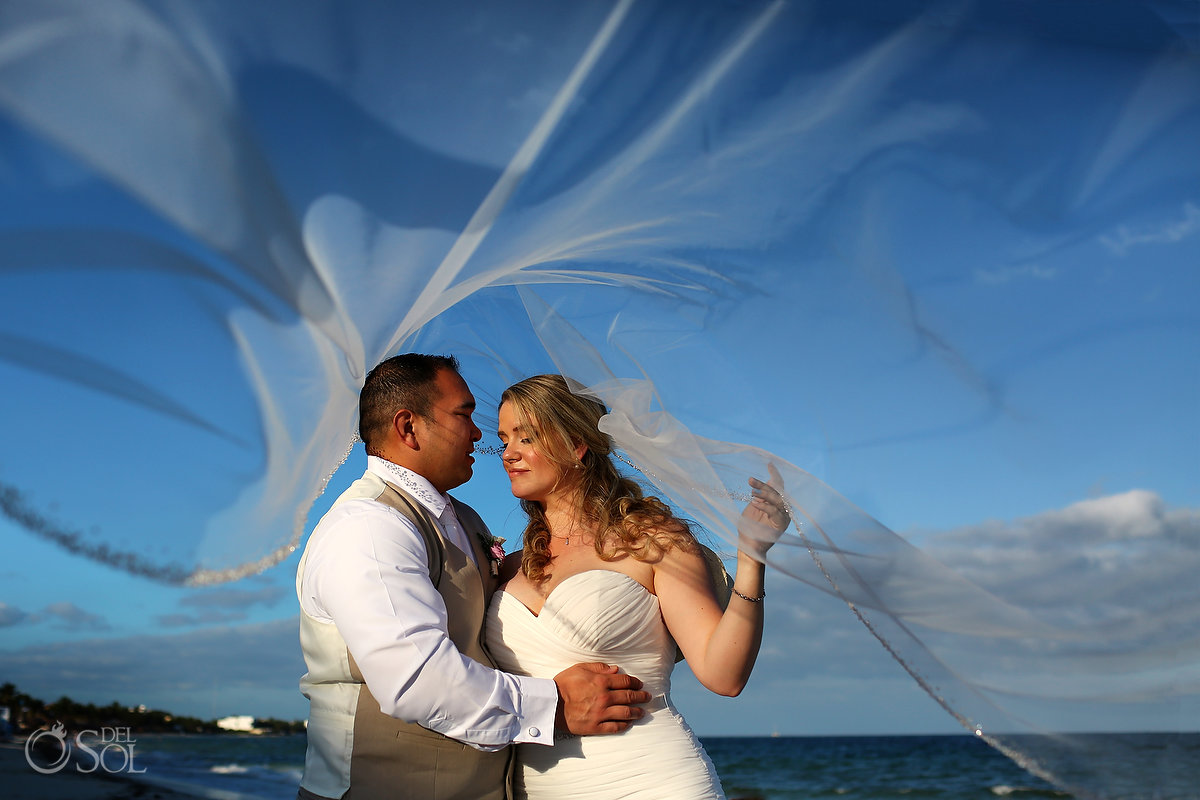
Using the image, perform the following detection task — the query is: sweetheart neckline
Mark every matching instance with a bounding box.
[499,569,655,618]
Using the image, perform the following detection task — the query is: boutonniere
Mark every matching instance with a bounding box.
[479,532,506,577]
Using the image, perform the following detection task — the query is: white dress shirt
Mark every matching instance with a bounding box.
[299,456,557,750]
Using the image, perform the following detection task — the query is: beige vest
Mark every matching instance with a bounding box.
[297,471,509,800]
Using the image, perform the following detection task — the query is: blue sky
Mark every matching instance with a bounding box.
[1,0,1198,743]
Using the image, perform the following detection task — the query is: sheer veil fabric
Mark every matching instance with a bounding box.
[1,2,1197,797]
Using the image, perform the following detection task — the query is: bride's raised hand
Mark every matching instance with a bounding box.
[738,462,789,560]
[661,463,787,695]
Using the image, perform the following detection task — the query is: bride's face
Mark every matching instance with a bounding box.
[497,402,567,504]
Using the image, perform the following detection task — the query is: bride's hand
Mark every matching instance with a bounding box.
[738,462,788,559]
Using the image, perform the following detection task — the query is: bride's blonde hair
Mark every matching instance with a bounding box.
[500,374,695,584]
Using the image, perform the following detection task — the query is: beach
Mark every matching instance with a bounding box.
[0,739,213,800]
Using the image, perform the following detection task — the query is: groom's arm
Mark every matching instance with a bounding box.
[302,500,558,751]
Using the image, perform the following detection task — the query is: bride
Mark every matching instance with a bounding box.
[485,375,789,800]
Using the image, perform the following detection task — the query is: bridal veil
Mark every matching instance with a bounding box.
[1,2,1197,796]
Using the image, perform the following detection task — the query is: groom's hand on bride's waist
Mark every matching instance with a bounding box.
[552,662,651,736]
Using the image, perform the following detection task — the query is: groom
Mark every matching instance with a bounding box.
[296,354,649,800]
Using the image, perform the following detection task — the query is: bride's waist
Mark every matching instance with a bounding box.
[521,694,682,753]
[510,660,672,696]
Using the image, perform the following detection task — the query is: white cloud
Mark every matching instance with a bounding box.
[921,490,1200,615]
[1100,201,1200,256]
[38,602,111,631]
[903,490,1200,719]
[0,602,29,627]
[0,601,110,631]
[974,263,1058,285]
[156,610,250,627]
[728,490,1200,738]
[157,585,290,627]
[180,586,288,610]
[0,618,305,719]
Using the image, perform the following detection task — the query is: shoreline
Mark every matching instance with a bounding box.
[0,739,257,800]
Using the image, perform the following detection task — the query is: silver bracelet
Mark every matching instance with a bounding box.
[731,586,765,603]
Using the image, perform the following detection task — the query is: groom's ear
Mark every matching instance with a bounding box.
[391,408,420,450]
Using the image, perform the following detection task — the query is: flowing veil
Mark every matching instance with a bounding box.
[1,2,1197,797]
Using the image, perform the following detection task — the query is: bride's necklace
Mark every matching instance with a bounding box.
[545,504,592,547]
[549,526,589,547]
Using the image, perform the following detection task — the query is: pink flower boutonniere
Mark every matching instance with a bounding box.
[480,533,506,577]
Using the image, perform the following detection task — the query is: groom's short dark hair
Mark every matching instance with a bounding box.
[359,353,461,453]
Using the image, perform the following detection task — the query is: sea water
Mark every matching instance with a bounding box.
[125,732,1195,800]
[706,736,1069,799]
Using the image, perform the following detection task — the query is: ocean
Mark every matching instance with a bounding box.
[123,732,1197,800]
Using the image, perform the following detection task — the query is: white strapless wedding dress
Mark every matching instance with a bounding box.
[485,570,726,800]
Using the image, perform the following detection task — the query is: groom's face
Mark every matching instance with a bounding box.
[413,368,482,493]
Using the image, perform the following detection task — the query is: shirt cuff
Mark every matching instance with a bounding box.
[512,675,558,746]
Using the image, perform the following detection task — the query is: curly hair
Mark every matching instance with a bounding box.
[499,375,696,584]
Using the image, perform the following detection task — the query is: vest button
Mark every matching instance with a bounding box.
[527,727,541,738]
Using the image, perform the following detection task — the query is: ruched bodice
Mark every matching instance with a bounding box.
[486,570,725,800]
[487,570,676,697]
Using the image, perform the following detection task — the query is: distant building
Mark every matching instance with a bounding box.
[216,715,259,733]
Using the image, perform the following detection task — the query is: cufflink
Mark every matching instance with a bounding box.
[527,727,540,738]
